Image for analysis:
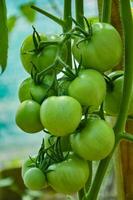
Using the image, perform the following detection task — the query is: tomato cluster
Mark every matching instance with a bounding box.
[16,22,123,194]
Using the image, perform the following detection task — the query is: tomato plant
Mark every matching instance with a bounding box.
[13,0,133,199]
[72,22,123,72]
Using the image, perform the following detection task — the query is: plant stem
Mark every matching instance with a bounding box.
[120,132,133,142]
[101,0,112,23]
[85,135,120,200]
[75,0,84,28]
[63,0,72,67]
[114,0,133,134]
[31,5,64,26]
[85,0,133,199]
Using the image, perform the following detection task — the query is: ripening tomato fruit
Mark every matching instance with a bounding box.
[21,156,37,178]
[68,69,106,110]
[23,167,47,190]
[40,96,82,136]
[72,23,122,72]
[47,153,89,194]
[18,77,33,102]
[104,71,133,116]
[20,34,67,74]
[70,117,115,161]
[16,100,43,133]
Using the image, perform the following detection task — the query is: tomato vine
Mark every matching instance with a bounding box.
[16,0,133,199]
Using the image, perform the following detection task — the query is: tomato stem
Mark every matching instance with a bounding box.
[120,132,133,142]
[114,0,133,134]
[101,0,112,23]
[31,5,65,27]
[85,135,120,200]
[85,0,133,199]
[63,0,72,67]
[75,0,84,28]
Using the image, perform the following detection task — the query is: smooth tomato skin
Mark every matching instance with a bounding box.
[23,167,47,190]
[16,100,43,133]
[104,71,133,116]
[18,77,33,102]
[47,153,89,194]
[68,69,106,110]
[70,118,115,161]
[72,23,122,72]
[20,35,67,74]
[40,96,82,136]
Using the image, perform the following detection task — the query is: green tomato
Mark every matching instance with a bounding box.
[16,100,44,133]
[30,82,53,104]
[23,167,47,190]
[21,156,37,178]
[104,71,133,116]
[70,117,115,161]
[68,69,106,110]
[18,75,56,104]
[18,77,33,102]
[20,34,46,74]
[72,23,122,72]
[40,96,82,136]
[20,34,67,74]
[47,153,89,194]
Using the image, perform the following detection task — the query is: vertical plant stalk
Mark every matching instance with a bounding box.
[85,0,133,199]
[101,0,112,23]
[97,0,103,22]
[63,0,72,67]
[75,0,84,28]
[114,0,133,134]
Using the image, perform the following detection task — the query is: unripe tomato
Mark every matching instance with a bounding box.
[20,34,67,74]
[23,167,47,190]
[18,77,33,102]
[70,117,115,161]
[21,156,37,178]
[20,34,46,74]
[47,153,89,194]
[40,96,82,136]
[104,71,133,116]
[68,69,106,110]
[72,23,122,72]
[16,100,43,133]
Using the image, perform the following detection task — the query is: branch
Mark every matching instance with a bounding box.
[31,5,65,27]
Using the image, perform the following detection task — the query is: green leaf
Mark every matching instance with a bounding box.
[7,15,18,33]
[0,0,8,73]
[20,2,36,23]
